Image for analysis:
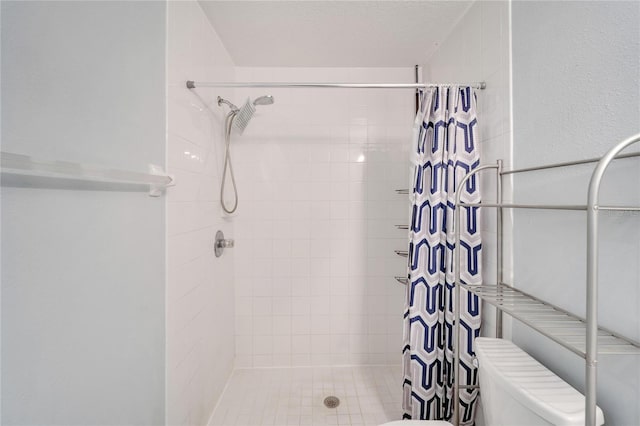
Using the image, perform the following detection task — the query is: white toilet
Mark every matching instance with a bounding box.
[475,337,605,426]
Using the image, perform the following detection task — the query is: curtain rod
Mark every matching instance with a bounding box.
[186,80,486,90]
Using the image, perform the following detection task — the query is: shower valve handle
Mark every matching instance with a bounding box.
[214,230,234,257]
[217,239,235,249]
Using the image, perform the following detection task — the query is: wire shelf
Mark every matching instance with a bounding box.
[463,283,640,357]
[395,276,409,285]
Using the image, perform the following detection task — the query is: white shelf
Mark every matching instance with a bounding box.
[1,151,174,197]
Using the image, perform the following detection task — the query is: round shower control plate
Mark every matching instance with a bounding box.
[214,230,234,257]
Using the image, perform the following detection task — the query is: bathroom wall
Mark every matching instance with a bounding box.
[1,2,166,424]
[511,2,640,425]
[422,0,513,337]
[165,2,237,425]
[231,67,414,367]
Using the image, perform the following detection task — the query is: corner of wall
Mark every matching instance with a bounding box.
[165,1,237,424]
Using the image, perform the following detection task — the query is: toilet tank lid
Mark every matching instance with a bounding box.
[474,338,604,426]
[380,422,453,426]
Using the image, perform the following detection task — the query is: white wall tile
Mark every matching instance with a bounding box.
[166,2,236,425]
[233,67,412,367]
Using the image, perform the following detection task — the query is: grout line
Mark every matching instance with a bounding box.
[206,368,239,426]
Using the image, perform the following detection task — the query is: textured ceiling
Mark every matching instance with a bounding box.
[198,1,474,67]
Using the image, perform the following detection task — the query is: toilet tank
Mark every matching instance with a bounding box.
[474,338,604,426]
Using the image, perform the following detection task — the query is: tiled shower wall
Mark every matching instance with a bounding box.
[166,2,236,425]
[231,68,415,367]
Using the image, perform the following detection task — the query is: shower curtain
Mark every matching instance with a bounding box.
[402,87,481,425]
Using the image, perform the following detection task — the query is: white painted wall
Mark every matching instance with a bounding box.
[511,2,640,425]
[165,2,236,425]
[422,0,513,338]
[231,67,413,367]
[1,2,166,424]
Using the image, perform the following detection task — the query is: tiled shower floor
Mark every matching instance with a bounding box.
[209,366,403,426]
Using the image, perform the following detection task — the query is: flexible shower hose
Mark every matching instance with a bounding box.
[220,110,238,214]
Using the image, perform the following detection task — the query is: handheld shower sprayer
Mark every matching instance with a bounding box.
[216,94,275,214]
[217,95,274,134]
[253,95,275,106]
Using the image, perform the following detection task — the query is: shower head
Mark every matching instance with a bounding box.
[253,95,274,106]
[232,95,275,134]
[217,95,274,134]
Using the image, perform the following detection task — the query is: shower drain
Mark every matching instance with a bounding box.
[323,396,340,409]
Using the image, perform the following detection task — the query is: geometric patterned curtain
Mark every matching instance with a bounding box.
[402,87,482,425]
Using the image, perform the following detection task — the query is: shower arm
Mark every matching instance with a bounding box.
[217,96,239,112]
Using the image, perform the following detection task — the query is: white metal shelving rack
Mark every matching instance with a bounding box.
[449,134,640,426]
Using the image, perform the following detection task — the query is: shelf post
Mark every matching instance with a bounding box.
[452,164,499,426]
[453,197,462,426]
[585,132,640,426]
[496,159,504,338]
